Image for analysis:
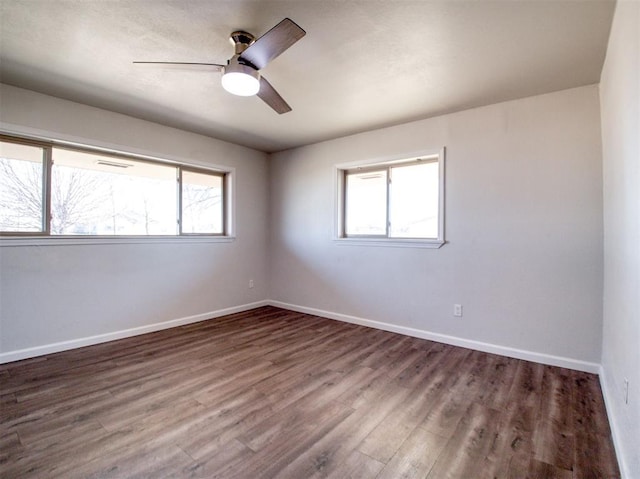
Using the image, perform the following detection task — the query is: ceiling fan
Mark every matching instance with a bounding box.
[133,18,305,114]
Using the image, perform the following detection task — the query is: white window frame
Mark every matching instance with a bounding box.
[0,132,235,246]
[335,148,445,249]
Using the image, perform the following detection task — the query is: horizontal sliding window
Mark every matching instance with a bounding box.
[0,134,228,237]
[337,149,445,245]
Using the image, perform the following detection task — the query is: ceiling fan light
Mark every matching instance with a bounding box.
[221,63,260,96]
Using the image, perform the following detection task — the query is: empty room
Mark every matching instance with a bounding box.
[0,0,638,478]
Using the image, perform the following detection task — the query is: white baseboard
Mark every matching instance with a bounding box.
[268,300,601,374]
[598,366,629,478]
[0,300,269,364]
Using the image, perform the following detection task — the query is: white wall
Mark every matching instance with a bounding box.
[599,1,640,476]
[270,85,604,368]
[0,84,270,360]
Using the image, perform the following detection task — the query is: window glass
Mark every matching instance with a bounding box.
[181,170,224,234]
[51,148,177,235]
[389,161,439,238]
[345,169,388,236]
[0,140,45,232]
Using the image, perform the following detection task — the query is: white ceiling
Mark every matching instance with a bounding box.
[0,0,615,153]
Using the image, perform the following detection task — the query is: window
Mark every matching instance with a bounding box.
[0,134,228,237]
[337,149,445,247]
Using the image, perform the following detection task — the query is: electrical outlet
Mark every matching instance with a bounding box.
[624,378,629,405]
[249,279,254,289]
[453,304,463,317]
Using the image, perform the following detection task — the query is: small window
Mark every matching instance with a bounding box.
[338,150,445,246]
[0,134,229,237]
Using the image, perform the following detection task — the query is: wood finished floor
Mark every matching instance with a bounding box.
[0,306,619,478]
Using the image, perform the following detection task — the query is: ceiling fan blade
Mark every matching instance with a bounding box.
[133,61,224,71]
[239,18,305,70]
[257,76,292,114]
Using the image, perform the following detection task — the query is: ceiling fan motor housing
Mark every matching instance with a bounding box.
[230,31,256,55]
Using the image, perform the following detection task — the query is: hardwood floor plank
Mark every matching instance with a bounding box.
[426,402,502,479]
[474,355,520,410]
[17,415,109,449]
[173,388,275,460]
[273,382,414,478]
[376,426,447,479]
[5,399,201,477]
[358,346,470,463]
[382,347,425,379]
[2,389,112,432]
[506,358,546,410]
[81,444,195,479]
[186,370,348,461]
[177,439,254,479]
[164,387,271,460]
[0,306,620,479]
[207,402,355,479]
[394,342,450,389]
[481,396,537,478]
[420,349,498,438]
[182,360,347,459]
[532,365,575,470]
[262,367,346,410]
[192,360,277,405]
[0,431,24,466]
[238,397,354,453]
[358,334,409,369]
[572,370,620,478]
[527,458,573,479]
[324,450,384,479]
[98,369,229,430]
[479,359,546,478]
[335,363,395,410]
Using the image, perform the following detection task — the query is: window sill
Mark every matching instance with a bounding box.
[334,237,445,249]
[0,235,236,247]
